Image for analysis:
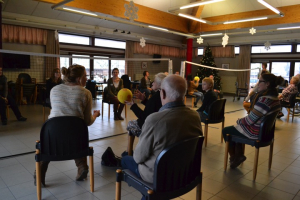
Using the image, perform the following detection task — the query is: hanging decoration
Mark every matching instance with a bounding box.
[54,30,58,40]
[140,37,146,48]
[197,36,203,44]
[124,1,139,22]
[222,33,229,47]
[249,27,256,35]
[264,41,271,50]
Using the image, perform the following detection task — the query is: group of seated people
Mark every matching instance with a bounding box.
[28,62,298,199]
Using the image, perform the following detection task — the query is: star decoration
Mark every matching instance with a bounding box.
[249,27,256,35]
[222,33,229,47]
[140,37,146,48]
[124,1,139,22]
[197,37,203,44]
[264,41,271,51]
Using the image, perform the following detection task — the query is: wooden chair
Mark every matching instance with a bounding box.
[281,92,298,122]
[116,136,204,200]
[223,111,279,181]
[201,99,226,147]
[102,87,127,119]
[35,116,94,200]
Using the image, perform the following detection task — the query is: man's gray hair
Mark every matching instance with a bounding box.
[161,74,187,101]
[154,73,167,88]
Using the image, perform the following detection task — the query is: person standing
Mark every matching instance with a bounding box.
[140,71,152,99]
[0,67,27,125]
[107,68,124,120]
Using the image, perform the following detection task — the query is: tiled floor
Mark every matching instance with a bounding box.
[1,95,300,200]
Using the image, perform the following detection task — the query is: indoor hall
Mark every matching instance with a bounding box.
[1,97,300,200]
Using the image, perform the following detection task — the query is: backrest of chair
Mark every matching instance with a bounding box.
[121,75,131,89]
[18,73,32,84]
[289,92,298,106]
[258,111,279,143]
[103,87,109,101]
[208,99,226,121]
[38,116,90,161]
[153,136,204,192]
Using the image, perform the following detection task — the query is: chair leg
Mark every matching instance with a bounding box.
[253,147,260,181]
[125,104,127,118]
[292,107,295,122]
[196,174,202,200]
[36,152,41,200]
[108,104,110,119]
[115,169,122,200]
[268,142,274,170]
[224,139,229,171]
[128,135,135,156]
[286,108,290,122]
[102,102,104,119]
[204,124,208,147]
[89,147,94,192]
[191,97,194,108]
[221,118,225,143]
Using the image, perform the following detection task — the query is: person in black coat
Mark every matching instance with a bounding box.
[123,72,167,155]
[197,77,218,121]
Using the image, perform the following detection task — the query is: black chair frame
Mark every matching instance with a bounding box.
[281,92,298,122]
[116,136,204,200]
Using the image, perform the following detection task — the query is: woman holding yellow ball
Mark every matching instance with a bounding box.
[187,75,203,107]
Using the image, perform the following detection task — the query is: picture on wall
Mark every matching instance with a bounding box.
[222,63,230,69]
[141,61,147,69]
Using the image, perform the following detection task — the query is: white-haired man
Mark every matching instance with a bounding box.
[121,75,203,198]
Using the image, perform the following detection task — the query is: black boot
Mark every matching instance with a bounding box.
[114,112,119,120]
[117,104,125,120]
[230,143,246,169]
[75,157,89,181]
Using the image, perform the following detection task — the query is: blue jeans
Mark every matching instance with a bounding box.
[193,91,203,105]
[121,156,145,200]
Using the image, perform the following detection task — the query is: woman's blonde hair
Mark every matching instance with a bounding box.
[61,64,85,83]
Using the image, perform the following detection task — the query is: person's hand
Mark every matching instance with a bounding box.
[93,110,100,118]
[135,90,146,101]
[1,97,8,104]
[125,99,134,105]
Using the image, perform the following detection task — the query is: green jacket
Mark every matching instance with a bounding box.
[107,78,123,98]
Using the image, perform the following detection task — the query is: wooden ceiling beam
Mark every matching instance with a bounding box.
[188,5,205,33]
[35,0,190,33]
[197,5,300,33]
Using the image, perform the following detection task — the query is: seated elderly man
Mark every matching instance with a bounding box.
[121,75,203,199]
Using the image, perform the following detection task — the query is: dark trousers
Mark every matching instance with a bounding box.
[0,94,22,121]
[108,96,124,113]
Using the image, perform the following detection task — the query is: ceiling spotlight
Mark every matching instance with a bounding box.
[121,30,125,33]
[127,31,131,34]
[113,29,118,32]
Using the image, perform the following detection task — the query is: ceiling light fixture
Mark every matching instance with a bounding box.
[223,17,267,24]
[148,25,168,31]
[178,13,206,23]
[277,26,300,30]
[257,0,283,16]
[63,7,97,16]
[179,0,224,9]
[200,33,223,37]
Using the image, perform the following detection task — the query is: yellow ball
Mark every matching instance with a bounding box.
[117,88,133,104]
[194,76,200,81]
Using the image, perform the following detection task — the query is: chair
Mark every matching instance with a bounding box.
[184,94,196,108]
[35,116,94,200]
[115,136,204,200]
[16,73,37,105]
[102,87,127,119]
[281,92,298,122]
[202,99,226,147]
[223,111,279,181]
[86,80,97,99]
[233,82,248,102]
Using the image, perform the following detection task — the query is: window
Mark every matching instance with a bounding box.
[198,48,204,56]
[72,54,91,79]
[271,62,290,81]
[94,56,109,82]
[297,44,300,52]
[251,45,292,53]
[294,62,300,76]
[234,46,240,54]
[60,56,69,68]
[111,60,125,77]
[249,63,270,88]
[59,34,90,45]
[95,38,126,49]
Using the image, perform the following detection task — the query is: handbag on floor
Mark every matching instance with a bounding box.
[101,147,122,167]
